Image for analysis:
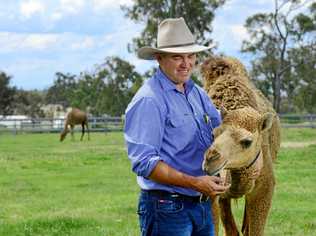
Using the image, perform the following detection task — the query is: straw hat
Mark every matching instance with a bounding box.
[137,17,214,60]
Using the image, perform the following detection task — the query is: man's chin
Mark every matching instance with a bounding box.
[176,75,190,83]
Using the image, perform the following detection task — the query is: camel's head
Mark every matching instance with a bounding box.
[201,56,248,85]
[202,107,274,175]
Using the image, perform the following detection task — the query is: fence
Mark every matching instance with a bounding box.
[0,117,124,134]
[279,114,316,128]
[0,114,315,134]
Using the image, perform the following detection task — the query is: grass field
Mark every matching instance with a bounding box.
[0,128,315,236]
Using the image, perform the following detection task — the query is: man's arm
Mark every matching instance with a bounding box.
[149,161,229,197]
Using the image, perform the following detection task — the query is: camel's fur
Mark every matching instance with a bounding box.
[201,56,281,236]
[60,108,90,142]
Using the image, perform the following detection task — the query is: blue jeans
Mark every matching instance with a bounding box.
[137,190,215,236]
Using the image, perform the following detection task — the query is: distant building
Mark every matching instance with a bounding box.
[40,104,66,118]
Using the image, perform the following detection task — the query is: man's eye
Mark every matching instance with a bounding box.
[172,56,182,60]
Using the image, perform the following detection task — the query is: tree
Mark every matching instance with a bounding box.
[242,0,316,113]
[0,71,16,115]
[71,73,106,115]
[95,57,143,116]
[45,72,77,108]
[122,0,225,54]
[290,46,316,113]
[13,90,45,118]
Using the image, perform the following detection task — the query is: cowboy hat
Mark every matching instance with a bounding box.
[137,17,214,60]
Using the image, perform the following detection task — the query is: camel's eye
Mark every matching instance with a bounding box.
[240,137,252,149]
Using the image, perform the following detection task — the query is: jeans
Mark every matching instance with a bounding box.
[137,190,215,236]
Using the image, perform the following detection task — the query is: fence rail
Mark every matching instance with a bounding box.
[0,117,124,134]
[0,114,315,134]
[278,114,316,128]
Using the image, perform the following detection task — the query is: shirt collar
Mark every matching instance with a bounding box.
[155,67,194,94]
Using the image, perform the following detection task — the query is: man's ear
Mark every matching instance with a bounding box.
[155,53,162,62]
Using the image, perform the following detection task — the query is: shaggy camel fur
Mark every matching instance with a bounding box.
[201,56,281,236]
[60,108,90,142]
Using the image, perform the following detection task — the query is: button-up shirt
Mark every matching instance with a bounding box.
[124,68,221,196]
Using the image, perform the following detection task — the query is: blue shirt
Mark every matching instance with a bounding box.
[124,68,221,196]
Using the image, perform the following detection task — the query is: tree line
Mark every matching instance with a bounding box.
[1,0,315,117]
[0,57,143,117]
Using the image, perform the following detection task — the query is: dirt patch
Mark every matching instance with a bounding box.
[281,141,316,148]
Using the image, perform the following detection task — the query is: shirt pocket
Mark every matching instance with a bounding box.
[165,115,196,152]
[169,116,189,127]
[199,113,215,148]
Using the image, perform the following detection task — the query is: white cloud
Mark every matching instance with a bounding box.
[92,0,133,11]
[24,34,59,50]
[71,36,95,50]
[20,0,45,19]
[0,31,122,53]
[0,32,59,52]
[50,11,63,22]
[230,24,249,43]
[60,0,85,14]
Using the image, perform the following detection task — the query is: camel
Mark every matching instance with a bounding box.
[60,108,90,142]
[200,56,281,236]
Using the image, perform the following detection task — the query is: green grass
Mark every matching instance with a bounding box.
[0,129,315,235]
[281,127,316,142]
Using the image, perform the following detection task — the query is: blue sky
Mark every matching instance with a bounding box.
[0,0,276,90]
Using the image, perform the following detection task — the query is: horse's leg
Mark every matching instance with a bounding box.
[85,122,90,140]
[70,125,75,141]
[219,197,240,236]
[80,122,85,141]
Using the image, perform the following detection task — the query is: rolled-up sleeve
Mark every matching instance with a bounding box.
[124,97,164,178]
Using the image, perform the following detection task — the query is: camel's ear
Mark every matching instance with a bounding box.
[220,106,228,119]
[259,112,273,132]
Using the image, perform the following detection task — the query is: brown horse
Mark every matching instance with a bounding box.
[60,108,90,142]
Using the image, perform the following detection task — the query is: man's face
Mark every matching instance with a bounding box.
[156,53,197,84]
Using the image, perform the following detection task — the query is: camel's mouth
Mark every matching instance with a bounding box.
[207,159,228,176]
[202,152,228,176]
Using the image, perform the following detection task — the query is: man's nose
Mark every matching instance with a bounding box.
[180,57,190,67]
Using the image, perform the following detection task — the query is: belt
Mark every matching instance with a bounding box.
[141,189,209,203]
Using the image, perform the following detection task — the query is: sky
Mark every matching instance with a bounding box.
[0,0,276,90]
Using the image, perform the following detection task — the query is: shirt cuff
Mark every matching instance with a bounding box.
[143,155,162,178]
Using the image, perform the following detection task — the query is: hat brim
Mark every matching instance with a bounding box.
[137,43,215,60]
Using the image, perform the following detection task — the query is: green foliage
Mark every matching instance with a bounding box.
[242,0,316,113]
[13,90,46,118]
[0,71,16,115]
[122,0,225,53]
[44,57,143,116]
[97,57,143,116]
[45,72,77,108]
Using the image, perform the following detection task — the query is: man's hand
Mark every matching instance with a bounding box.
[149,161,230,197]
[191,175,230,198]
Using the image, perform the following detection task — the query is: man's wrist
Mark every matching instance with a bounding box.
[181,173,199,191]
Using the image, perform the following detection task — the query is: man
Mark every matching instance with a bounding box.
[124,17,229,236]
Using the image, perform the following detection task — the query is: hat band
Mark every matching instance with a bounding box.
[158,42,195,49]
